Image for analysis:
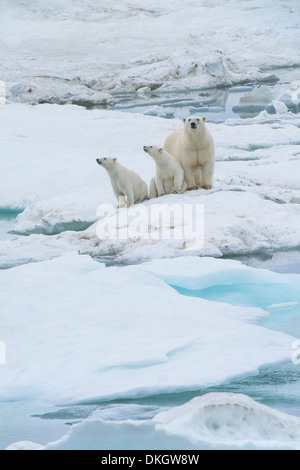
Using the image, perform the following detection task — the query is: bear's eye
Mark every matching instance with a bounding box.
[104,158,107,160]
[197,119,200,122]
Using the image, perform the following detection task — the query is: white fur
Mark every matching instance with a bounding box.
[97,157,148,208]
[143,145,187,198]
[164,116,215,190]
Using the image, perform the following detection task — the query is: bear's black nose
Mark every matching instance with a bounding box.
[191,122,197,129]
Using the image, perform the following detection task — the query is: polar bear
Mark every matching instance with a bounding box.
[164,116,215,190]
[96,157,148,208]
[143,145,187,198]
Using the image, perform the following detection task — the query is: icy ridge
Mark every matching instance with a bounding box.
[6,393,300,450]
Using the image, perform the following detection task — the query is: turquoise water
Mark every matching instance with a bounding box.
[174,274,300,338]
[0,209,22,242]
[167,261,300,420]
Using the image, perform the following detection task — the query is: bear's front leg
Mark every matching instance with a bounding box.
[117,195,127,209]
[201,160,215,190]
[171,172,185,194]
[122,185,135,207]
[149,177,158,199]
[193,167,203,189]
[184,167,198,191]
[155,176,166,197]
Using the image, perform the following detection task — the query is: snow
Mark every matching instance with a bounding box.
[1,0,300,452]
[1,0,300,104]
[6,441,43,451]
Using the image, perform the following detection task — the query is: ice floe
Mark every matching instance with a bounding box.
[0,253,295,404]
[0,103,299,267]
[7,393,300,450]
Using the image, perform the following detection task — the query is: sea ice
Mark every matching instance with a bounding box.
[1,0,299,103]
[277,88,300,112]
[137,255,287,292]
[8,393,300,450]
[153,392,300,450]
[268,302,298,310]
[7,78,114,107]
[6,441,44,451]
[233,86,277,114]
[1,0,300,453]
[0,253,295,405]
[265,100,288,115]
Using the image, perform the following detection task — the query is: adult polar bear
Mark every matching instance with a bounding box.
[164,116,215,190]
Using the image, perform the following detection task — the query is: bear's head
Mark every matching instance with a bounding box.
[183,116,206,132]
[96,157,117,170]
[143,145,163,160]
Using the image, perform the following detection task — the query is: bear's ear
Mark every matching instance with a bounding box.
[159,148,163,153]
[182,118,186,123]
[203,116,207,122]
[113,157,117,162]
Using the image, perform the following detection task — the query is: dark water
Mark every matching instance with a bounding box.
[105,67,300,122]
[228,250,300,276]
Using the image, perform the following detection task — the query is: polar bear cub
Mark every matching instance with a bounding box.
[96,157,148,208]
[143,145,187,198]
[164,116,215,190]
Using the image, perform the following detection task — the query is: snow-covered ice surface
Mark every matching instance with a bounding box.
[1,0,300,105]
[1,0,300,452]
[1,254,295,404]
